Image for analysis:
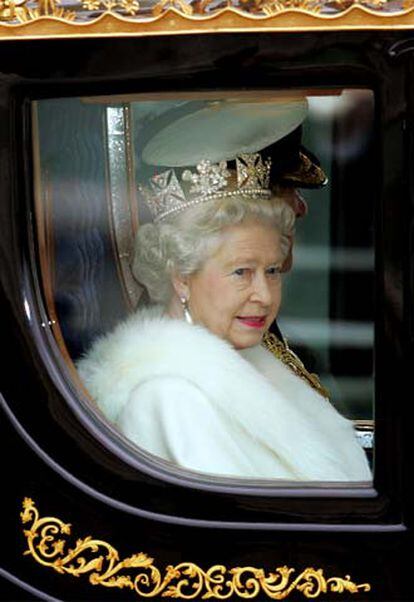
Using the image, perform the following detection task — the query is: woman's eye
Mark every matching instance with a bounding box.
[266,266,281,277]
[233,268,248,277]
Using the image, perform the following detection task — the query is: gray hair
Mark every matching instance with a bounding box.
[132,194,295,306]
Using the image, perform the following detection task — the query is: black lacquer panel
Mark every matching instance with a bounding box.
[0,31,413,600]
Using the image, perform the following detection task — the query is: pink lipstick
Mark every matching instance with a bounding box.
[237,316,266,329]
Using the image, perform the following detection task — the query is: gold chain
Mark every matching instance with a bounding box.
[262,331,330,399]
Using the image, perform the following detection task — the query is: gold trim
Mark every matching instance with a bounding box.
[262,331,330,399]
[21,498,371,599]
[2,4,414,39]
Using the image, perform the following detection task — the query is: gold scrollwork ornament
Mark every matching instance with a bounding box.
[0,0,414,30]
[21,498,371,599]
[0,0,27,21]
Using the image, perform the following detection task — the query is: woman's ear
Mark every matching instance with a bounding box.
[171,272,190,301]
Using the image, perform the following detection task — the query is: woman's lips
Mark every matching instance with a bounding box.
[237,316,266,329]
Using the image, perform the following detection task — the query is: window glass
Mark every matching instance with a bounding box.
[33,90,374,483]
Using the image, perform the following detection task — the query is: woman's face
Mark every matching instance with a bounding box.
[176,220,284,349]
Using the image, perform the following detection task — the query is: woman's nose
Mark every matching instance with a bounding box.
[251,274,273,305]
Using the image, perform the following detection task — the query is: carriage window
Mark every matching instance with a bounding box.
[33,89,374,484]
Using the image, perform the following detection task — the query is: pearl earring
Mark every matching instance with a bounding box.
[180,296,193,325]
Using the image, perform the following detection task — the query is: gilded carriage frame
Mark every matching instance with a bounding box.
[1,0,414,40]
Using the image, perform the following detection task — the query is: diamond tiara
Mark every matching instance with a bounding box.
[139,152,272,222]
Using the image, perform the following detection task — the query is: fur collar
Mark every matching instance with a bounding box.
[78,306,371,481]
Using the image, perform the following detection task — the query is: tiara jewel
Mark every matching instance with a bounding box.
[140,152,272,222]
[182,159,230,197]
[236,153,271,189]
[141,169,188,219]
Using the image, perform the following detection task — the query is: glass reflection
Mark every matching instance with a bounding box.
[33,90,374,481]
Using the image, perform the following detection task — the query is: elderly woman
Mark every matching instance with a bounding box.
[78,150,371,482]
